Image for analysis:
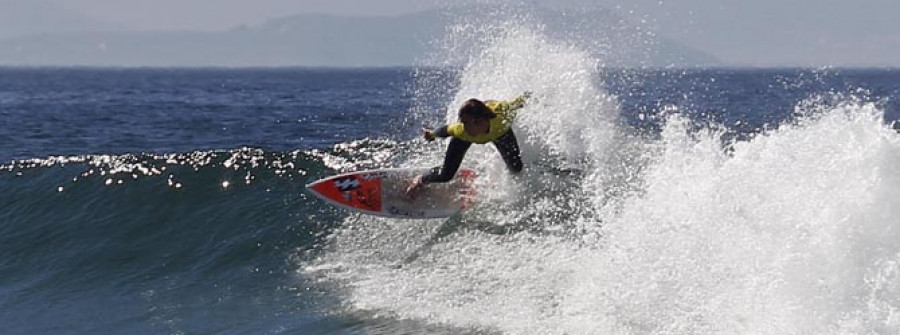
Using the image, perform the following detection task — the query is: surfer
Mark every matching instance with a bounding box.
[406,93,530,197]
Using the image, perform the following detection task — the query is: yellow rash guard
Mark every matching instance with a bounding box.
[443,95,527,144]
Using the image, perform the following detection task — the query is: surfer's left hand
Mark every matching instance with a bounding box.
[422,128,436,142]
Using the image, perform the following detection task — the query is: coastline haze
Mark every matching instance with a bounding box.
[0,0,897,67]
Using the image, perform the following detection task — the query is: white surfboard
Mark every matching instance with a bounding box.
[305,168,477,219]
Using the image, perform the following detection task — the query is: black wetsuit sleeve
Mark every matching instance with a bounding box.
[432,125,450,138]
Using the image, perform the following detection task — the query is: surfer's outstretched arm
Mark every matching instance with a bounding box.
[432,125,450,138]
[423,125,450,142]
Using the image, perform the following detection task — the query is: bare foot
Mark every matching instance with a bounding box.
[405,175,425,201]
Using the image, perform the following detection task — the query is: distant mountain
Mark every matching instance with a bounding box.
[0,12,444,67]
[0,0,124,40]
[529,7,721,67]
[0,6,720,67]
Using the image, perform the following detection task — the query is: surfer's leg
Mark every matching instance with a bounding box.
[493,130,523,173]
[422,138,471,183]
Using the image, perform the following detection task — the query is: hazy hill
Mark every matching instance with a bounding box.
[0,0,124,40]
[0,7,720,67]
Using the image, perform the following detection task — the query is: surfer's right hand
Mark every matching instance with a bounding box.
[422,128,436,142]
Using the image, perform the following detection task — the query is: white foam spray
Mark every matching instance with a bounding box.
[564,100,900,333]
[300,11,900,335]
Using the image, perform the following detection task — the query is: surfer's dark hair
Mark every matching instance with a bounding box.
[459,99,496,119]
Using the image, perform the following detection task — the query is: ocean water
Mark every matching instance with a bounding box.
[3,26,900,335]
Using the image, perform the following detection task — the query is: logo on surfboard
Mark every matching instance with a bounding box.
[333,177,361,191]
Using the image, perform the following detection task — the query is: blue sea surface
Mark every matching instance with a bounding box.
[1,67,899,334]
[0,68,419,161]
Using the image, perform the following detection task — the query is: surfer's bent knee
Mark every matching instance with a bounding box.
[493,130,523,174]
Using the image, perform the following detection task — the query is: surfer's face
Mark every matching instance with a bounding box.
[461,115,489,136]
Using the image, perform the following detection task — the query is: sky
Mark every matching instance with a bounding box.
[604,0,900,67]
[56,0,438,31]
[2,0,899,67]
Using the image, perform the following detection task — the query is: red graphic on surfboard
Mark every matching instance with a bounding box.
[306,168,477,219]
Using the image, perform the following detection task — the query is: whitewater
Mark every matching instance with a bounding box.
[300,18,900,335]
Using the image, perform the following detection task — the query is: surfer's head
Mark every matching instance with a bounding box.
[459,98,494,136]
[459,99,496,119]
